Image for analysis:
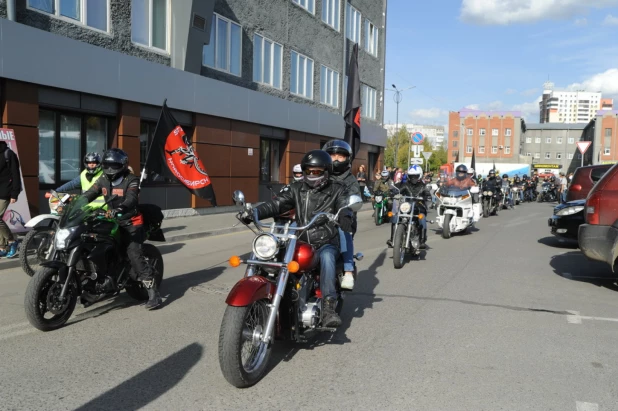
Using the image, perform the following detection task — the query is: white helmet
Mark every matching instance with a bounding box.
[468,167,475,174]
[380,170,390,180]
[407,165,422,183]
[292,164,303,182]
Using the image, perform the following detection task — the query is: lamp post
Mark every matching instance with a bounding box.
[386,84,415,168]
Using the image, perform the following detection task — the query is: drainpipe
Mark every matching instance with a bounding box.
[341,0,346,118]
[7,0,16,21]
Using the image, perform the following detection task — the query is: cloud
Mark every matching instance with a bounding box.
[521,88,539,96]
[512,97,542,122]
[574,18,588,26]
[460,0,618,25]
[505,88,518,95]
[465,104,480,110]
[603,14,618,25]
[567,68,618,96]
[410,108,447,119]
[487,100,503,110]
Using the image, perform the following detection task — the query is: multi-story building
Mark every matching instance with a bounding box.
[0,0,387,214]
[539,81,612,124]
[384,123,445,149]
[581,110,618,167]
[519,123,587,174]
[447,108,524,165]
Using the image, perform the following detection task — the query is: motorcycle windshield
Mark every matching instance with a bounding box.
[59,195,96,228]
[440,187,469,197]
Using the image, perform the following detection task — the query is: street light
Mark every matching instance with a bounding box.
[386,84,416,168]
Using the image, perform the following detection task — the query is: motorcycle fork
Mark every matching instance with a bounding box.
[262,237,296,345]
[59,246,82,300]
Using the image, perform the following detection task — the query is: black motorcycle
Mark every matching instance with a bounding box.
[481,186,499,217]
[390,188,428,269]
[24,193,166,331]
[537,182,558,203]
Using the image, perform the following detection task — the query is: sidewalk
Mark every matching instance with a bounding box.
[0,202,374,271]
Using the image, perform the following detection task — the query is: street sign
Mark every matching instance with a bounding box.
[411,145,423,158]
[410,158,424,165]
[422,151,432,160]
[411,132,424,145]
[576,141,591,154]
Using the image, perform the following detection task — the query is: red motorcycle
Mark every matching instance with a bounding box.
[218,190,363,388]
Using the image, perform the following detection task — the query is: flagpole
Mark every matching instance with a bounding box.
[139,98,167,189]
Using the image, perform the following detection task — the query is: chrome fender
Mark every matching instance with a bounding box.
[25,214,60,228]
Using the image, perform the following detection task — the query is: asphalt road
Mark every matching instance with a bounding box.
[1,202,617,410]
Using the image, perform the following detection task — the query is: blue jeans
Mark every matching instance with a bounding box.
[338,229,354,272]
[313,244,338,299]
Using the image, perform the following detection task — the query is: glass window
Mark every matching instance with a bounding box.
[605,148,611,155]
[346,3,361,43]
[260,139,282,183]
[361,84,377,119]
[492,128,499,136]
[292,0,315,14]
[467,129,473,136]
[606,128,612,137]
[132,0,168,51]
[452,141,458,148]
[28,0,108,31]
[364,19,378,56]
[557,137,563,144]
[479,146,485,153]
[38,110,56,184]
[60,115,82,182]
[526,137,531,143]
[535,137,541,143]
[85,116,107,154]
[60,0,80,20]
[491,146,497,154]
[322,0,340,30]
[203,13,242,76]
[505,146,511,154]
[86,0,107,31]
[545,152,551,159]
[556,152,562,159]
[320,65,339,107]
[505,128,512,136]
[567,153,573,159]
[568,137,574,144]
[546,137,552,143]
[466,145,472,153]
[535,153,540,159]
[253,34,283,89]
[291,51,314,99]
[29,0,54,13]
[479,128,486,136]
[453,130,459,137]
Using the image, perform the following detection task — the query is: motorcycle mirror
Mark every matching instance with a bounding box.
[232,190,246,207]
[346,195,363,212]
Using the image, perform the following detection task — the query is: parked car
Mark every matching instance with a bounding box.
[566,164,612,202]
[547,199,585,240]
[578,162,618,270]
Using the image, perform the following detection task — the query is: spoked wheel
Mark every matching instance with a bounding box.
[219,299,272,388]
[393,224,406,269]
[24,267,77,331]
[20,227,55,277]
[442,214,452,239]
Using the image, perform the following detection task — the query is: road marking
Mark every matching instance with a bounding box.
[567,310,582,324]
[576,401,599,411]
[567,310,618,325]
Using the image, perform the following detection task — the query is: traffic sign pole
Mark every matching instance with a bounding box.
[576,141,591,167]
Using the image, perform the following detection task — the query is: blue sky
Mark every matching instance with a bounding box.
[383,0,618,130]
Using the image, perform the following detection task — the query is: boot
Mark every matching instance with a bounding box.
[386,224,395,248]
[419,230,427,249]
[322,297,341,328]
[144,281,162,310]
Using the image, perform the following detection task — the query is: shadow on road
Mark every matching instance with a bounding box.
[161,265,227,308]
[158,243,185,255]
[549,250,618,292]
[74,343,203,411]
[162,225,187,234]
[538,236,579,249]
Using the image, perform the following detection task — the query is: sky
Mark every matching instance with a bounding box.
[383,0,618,131]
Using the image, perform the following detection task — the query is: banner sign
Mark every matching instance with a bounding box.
[531,164,561,169]
[0,128,31,233]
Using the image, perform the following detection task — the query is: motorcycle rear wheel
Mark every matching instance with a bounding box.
[442,214,452,239]
[219,299,272,388]
[393,224,406,269]
[24,267,77,331]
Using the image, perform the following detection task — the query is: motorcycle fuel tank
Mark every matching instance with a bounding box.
[294,242,316,272]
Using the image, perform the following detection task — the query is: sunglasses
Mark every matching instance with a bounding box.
[304,169,325,176]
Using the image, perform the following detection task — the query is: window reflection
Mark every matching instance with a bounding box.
[38,110,56,184]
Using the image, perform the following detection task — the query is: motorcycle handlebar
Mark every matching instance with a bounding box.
[249,206,335,232]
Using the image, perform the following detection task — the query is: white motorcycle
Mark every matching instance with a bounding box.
[435,185,481,239]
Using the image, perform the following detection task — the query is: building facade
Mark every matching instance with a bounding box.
[539,81,612,124]
[581,110,618,167]
[0,0,387,216]
[384,123,445,149]
[520,123,587,174]
[447,108,524,165]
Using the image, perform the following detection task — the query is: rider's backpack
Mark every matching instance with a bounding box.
[138,204,164,230]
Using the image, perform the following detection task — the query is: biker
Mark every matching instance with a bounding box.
[550,175,559,200]
[373,170,393,211]
[323,140,361,291]
[483,169,502,199]
[501,174,513,207]
[55,152,107,209]
[447,164,477,189]
[387,165,432,249]
[242,150,353,328]
[476,174,484,185]
[513,176,524,202]
[82,149,162,310]
[278,164,303,194]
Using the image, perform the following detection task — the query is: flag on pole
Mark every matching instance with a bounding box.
[145,100,217,205]
[344,43,361,160]
[471,148,476,171]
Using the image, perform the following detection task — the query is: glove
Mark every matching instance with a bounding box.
[240,210,253,225]
[105,208,122,219]
[338,214,353,232]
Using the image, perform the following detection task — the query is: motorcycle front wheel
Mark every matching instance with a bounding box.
[442,214,452,239]
[24,267,77,331]
[219,299,272,388]
[20,227,55,277]
[393,224,406,269]
[483,201,489,218]
[374,208,381,226]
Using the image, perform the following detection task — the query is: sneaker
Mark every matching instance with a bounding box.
[341,273,354,290]
[5,241,18,258]
[0,249,7,258]
[322,297,341,328]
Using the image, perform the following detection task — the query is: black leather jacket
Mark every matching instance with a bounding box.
[254,180,350,248]
[399,181,432,202]
[332,169,361,197]
[483,178,501,192]
[83,173,140,227]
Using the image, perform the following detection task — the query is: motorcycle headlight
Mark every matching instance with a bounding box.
[483,191,488,196]
[556,206,584,216]
[54,227,76,250]
[252,233,279,260]
[375,196,383,202]
[399,202,412,213]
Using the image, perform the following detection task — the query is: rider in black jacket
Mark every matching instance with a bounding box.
[483,169,503,203]
[82,148,162,310]
[387,165,432,249]
[243,150,353,328]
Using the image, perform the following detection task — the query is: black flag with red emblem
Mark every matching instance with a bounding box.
[145,100,217,205]
[344,43,361,160]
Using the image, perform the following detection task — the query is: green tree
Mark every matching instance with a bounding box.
[385,128,448,172]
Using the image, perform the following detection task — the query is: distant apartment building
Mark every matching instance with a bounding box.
[581,110,618,167]
[520,123,587,174]
[384,123,445,149]
[447,108,524,164]
[539,81,613,124]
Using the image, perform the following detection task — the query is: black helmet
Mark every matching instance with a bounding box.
[502,174,508,179]
[300,150,332,189]
[101,148,129,181]
[322,140,351,175]
[455,164,468,181]
[550,176,556,182]
[83,152,102,176]
[488,169,496,178]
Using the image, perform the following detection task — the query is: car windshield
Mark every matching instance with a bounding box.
[58,195,98,228]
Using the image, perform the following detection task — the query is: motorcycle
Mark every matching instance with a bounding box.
[19,192,71,277]
[500,183,512,210]
[372,190,390,226]
[218,191,363,388]
[537,182,558,203]
[523,182,537,202]
[511,185,522,205]
[390,187,432,268]
[24,192,166,331]
[481,186,499,217]
[436,185,480,239]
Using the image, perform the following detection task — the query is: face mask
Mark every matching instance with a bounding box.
[304,170,328,188]
[111,176,124,187]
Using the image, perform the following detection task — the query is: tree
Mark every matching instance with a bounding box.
[385,127,448,172]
